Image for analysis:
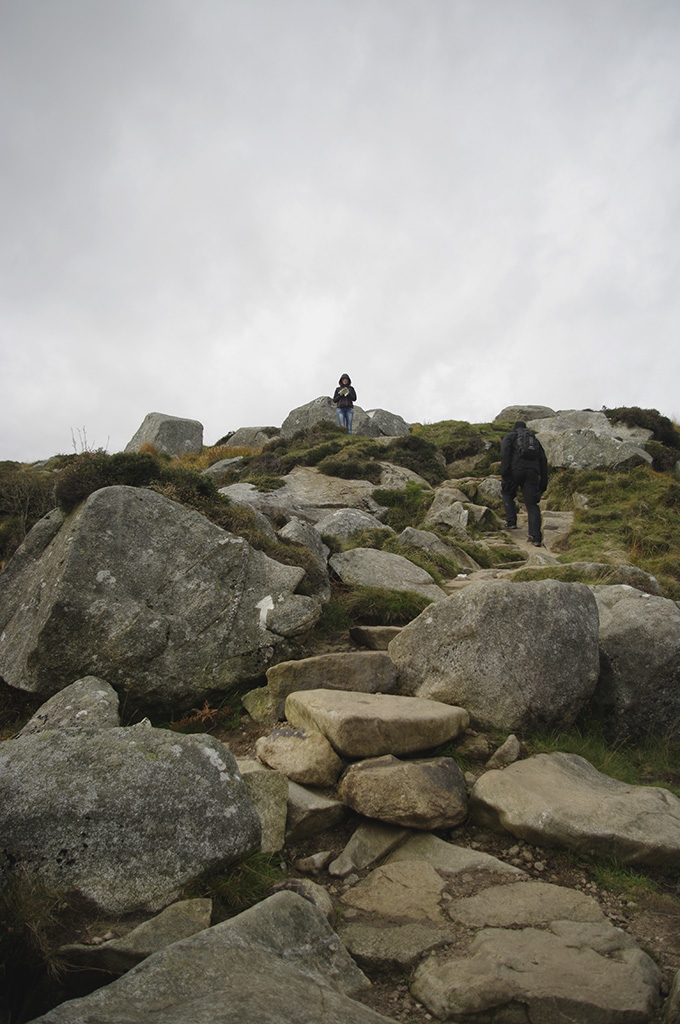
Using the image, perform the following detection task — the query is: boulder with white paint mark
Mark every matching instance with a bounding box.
[0,486,311,714]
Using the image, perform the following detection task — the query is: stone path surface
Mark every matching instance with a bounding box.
[330,828,665,1023]
[442,509,574,592]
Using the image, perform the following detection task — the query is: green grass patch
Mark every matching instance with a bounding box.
[380,434,447,485]
[314,583,431,640]
[526,719,680,796]
[184,853,284,921]
[590,861,663,897]
[381,538,461,583]
[372,482,434,531]
[510,565,626,586]
[412,419,509,474]
[544,465,680,600]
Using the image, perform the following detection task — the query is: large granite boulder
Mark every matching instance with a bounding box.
[0,486,316,714]
[527,411,653,471]
[470,752,680,868]
[29,892,394,1024]
[225,426,279,448]
[314,507,392,541]
[277,516,332,601]
[221,466,389,524]
[388,580,600,732]
[495,405,556,422]
[365,409,411,436]
[201,456,246,485]
[0,720,260,914]
[329,548,446,602]
[589,585,680,739]
[280,397,382,438]
[124,411,203,456]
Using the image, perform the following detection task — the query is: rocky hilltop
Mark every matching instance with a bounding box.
[0,400,679,1024]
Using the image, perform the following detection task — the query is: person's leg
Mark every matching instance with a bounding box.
[501,482,518,527]
[336,407,346,429]
[346,408,354,434]
[520,471,542,542]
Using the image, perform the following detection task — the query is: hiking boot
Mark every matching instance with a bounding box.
[528,536,542,546]
[503,522,518,530]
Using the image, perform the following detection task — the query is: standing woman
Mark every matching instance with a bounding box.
[333,373,356,433]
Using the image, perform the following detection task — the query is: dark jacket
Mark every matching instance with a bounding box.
[333,375,356,409]
[500,421,548,492]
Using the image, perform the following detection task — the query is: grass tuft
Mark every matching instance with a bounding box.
[526,718,680,796]
[314,582,430,640]
[185,853,284,921]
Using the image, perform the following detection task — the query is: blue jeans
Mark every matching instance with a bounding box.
[337,407,353,433]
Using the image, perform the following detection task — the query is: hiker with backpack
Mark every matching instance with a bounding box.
[500,420,548,546]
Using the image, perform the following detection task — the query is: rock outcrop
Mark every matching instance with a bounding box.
[589,585,680,740]
[528,410,653,471]
[470,752,680,868]
[0,694,260,914]
[124,411,203,456]
[389,579,600,732]
[329,547,446,602]
[29,892,393,1024]
[280,396,399,439]
[0,486,317,713]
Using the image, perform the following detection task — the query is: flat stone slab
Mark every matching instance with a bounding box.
[349,626,403,650]
[385,834,526,879]
[337,921,453,971]
[60,898,213,973]
[341,860,447,923]
[411,920,663,1023]
[284,689,469,758]
[236,759,288,855]
[471,752,680,868]
[446,880,605,928]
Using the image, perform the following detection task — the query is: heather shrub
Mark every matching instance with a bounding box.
[382,434,446,485]
[0,466,56,566]
[54,451,163,513]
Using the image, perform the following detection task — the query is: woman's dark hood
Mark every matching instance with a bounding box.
[338,374,352,385]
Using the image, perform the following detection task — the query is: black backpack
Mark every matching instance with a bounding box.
[515,427,539,460]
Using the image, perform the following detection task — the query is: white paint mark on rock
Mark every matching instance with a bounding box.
[256,595,274,629]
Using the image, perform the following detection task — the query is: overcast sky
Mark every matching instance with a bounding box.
[2,0,679,461]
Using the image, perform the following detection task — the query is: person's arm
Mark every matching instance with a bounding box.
[500,434,514,481]
[539,446,549,493]
[332,387,341,404]
[348,386,356,402]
